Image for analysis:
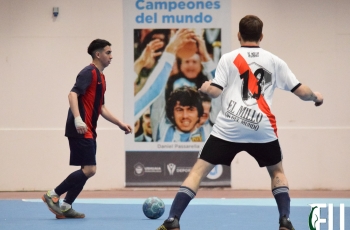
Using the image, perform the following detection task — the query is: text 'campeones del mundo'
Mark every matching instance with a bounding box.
[135,0,221,24]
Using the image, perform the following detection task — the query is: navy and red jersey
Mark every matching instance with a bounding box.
[65,64,106,139]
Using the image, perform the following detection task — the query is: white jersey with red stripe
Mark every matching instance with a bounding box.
[211,46,300,143]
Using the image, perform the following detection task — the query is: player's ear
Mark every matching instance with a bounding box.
[259,33,263,42]
[94,50,101,59]
[237,32,241,42]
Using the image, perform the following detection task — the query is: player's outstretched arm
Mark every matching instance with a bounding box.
[199,80,222,98]
[293,84,323,106]
[101,105,132,134]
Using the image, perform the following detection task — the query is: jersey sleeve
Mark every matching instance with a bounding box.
[211,54,229,89]
[71,69,93,95]
[275,58,300,91]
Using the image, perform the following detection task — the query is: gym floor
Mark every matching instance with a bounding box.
[1,188,349,230]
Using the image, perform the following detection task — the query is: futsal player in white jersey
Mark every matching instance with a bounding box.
[157,15,323,230]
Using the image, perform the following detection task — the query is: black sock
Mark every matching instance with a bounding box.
[168,186,196,220]
[64,179,87,205]
[54,170,88,196]
[272,186,291,218]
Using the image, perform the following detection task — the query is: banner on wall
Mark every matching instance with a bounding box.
[123,0,232,186]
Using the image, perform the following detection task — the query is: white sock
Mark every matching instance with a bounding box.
[61,202,71,211]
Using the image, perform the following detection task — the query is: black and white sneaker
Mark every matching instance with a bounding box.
[279,215,295,230]
[156,216,180,230]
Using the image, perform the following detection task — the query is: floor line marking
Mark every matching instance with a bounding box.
[20,198,350,207]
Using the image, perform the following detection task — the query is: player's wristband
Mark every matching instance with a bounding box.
[74,116,87,128]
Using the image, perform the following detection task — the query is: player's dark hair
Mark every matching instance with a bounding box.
[199,91,211,103]
[166,86,203,126]
[87,39,111,58]
[134,117,144,138]
[239,15,263,42]
[199,92,214,126]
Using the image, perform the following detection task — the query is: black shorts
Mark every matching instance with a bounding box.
[68,137,97,166]
[199,135,283,167]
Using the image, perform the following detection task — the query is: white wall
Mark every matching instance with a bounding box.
[0,0,349,191]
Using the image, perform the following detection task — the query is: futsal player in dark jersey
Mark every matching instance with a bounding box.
[42,39,132,219]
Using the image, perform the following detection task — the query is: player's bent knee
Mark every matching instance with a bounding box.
[82,168,96,178]
[87,170,96,178]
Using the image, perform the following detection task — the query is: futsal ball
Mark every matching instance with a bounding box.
[142,197,165,219]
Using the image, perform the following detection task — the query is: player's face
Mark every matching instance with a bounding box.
[173,101,199,133]
[199,101,211,126]
[180,53,201,79]
[142,110,152,136]
[98,46,113,68]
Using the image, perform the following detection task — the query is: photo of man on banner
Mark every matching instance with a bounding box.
[133,28,221,142]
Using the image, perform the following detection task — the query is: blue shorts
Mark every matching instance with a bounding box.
[68,137,96,166]
[199,135,283,167]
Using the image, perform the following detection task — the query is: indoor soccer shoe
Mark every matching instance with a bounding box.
[56,207,85,219]
[156,217,180,230]
[41,192,64,218]
[279,216,295,230]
